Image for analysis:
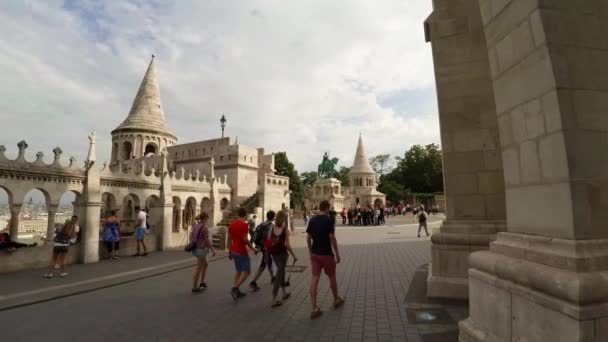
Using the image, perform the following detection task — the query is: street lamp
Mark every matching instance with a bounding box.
[220,114,227,138]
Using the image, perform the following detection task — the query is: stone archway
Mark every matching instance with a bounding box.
[183,197,197,229]
[427,1,608,340]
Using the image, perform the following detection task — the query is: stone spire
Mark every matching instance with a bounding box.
[112,55,176,139]
[350,134,374,174]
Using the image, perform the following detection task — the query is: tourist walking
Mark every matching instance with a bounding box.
[101,210,121,259]
[249,210,276,291]
[44,216,79,278]
[190,213,215,293]
[228,207,258,300]
[307,200,344,319]
[417,206,429,237]
[265,210,297,308]
[133,206,149,257]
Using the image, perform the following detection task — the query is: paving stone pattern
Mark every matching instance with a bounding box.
[1,237,464,341]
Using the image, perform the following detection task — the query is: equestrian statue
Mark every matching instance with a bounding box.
[317,152,339,179]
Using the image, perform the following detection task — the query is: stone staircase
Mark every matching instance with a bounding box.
[211,192,260,250]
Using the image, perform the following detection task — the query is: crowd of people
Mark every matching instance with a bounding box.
[186,201,343,319]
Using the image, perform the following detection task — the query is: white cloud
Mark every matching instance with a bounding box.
[0,0,439,172]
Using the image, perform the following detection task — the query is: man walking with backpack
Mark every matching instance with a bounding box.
[249,210,276,291]
[417,205,429,237]
[307,200,344,319]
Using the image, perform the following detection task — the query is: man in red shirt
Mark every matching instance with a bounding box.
[228,207,258,300]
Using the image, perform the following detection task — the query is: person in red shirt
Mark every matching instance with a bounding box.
[227,207,258,300]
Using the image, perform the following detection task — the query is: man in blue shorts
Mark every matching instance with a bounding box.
[227,207,258,300]
[133,206,149,257]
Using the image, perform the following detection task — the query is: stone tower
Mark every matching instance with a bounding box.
[348,134,383,207]
[111,56,177,163]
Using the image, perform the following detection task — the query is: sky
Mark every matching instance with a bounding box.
[0,0,439,183]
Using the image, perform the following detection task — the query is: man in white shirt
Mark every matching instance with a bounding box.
[134,206,149,256]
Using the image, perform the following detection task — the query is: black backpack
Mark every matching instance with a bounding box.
[253,222,272,248]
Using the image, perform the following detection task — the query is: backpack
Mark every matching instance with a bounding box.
[419,211,427,222]
[264,227,287,254]
[253,222,272,248]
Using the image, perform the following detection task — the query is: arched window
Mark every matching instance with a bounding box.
[123,141,133,160]
[144,143,157,156]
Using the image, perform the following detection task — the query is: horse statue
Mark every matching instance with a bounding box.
[317,152,339,179]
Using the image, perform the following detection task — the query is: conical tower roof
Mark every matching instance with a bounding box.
[112,56,176,139]
[350,134,374,174]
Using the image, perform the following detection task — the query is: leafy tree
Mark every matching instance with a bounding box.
[385,144,443,194]
[300,171,318,187]
[377,177,404,203]
[369,154,393,179]
[273,152,303,208]
[335,166,351,187]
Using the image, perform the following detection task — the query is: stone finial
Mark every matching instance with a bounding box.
[0,145,6,160]
[195,170,200,181]
[52,147,63,162]
[35,151,44,162]
[17,140,28,161]
[209,158,215,179]
[179,167,185,179]
[102,161,108,170]
[68,156,76,167]
[86,131,96,164]
[223,174,228,184]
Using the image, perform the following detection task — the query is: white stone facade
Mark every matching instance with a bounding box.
[0,57,289,273]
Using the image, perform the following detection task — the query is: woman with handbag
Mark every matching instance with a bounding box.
[265,210,297,307]
[189,212,215,293]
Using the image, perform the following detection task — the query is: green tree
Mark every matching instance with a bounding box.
[335,166,351,187]
[377,177,404,203]
[300,171,318,187]
[387,143,443,194]
[369,154,393,181]
[273,152,304,208]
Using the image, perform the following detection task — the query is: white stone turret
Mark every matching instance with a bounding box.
[347,134,385,208]
[111,55,177,163]
[349,134,376,188]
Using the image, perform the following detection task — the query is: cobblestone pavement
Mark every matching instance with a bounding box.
[1,216,465,342]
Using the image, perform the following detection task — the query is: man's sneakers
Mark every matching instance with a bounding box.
[333,296,345,309]
[310,307,323,319]
[249,281,260,291]
[43,273,53,279]
[231,287,247,301]
[311,297,345,320]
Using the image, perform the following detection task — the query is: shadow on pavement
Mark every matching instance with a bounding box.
[404,264,468,342]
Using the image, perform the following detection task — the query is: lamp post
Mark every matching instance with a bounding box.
[220,114,227,138]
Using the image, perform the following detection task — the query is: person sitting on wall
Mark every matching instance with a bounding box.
[0,231,38,252]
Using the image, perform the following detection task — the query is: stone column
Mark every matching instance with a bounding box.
[176,207,183,231]
[9,204,22,240]
[45,204,59,244]
[460,1,608,340]
[81,202,102,263]
[160,203,174,250]
[425,0,506,299]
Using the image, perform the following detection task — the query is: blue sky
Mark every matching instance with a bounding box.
[0,1,439,204]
